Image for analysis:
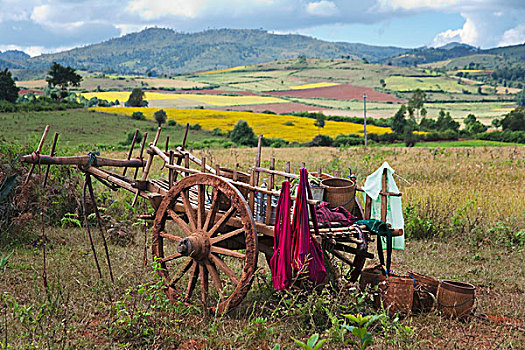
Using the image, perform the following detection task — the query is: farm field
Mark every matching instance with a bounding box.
[0,109,228,149]
[1,142,524,349]
[92,106,392,142]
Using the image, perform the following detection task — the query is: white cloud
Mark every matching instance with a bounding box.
[126,0,206,19]
[376,0,459,11]
[499,24,525,46]
[306,1,338,17]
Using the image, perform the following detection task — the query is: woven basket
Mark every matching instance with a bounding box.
[408,271,439,312]
[437,280,475,319]
[321,177,355,212]
[378,276,414,316]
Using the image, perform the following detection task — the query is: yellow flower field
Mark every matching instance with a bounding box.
[197,65,247,75]
[92,107,391,142]
[290,82,340,90]
[82,91,287,106]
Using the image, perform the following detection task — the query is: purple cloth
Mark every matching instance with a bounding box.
[316,201,357,227]
[270,181,293,290]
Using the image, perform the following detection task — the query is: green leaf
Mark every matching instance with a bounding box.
[352,327,367,340]
[313,339,326,350]
[307,334,319,348]
[292,337,307,349]
[343,313,360,324]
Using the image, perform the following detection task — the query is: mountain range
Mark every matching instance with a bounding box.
[1,28,523,76]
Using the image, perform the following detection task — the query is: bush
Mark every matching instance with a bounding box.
[333,134,363,146]
[501,107,525,131]
[475,130,525,144]
[0,100,16,112]
[230,120,257,146]
[189,124,201,130]
[131,111,145,120]
[306,134,333,147]
[167,119,177,126]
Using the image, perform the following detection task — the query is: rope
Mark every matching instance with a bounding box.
[437,297,475,308]
[83,151,100,171]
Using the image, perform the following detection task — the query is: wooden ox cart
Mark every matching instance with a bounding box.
[22,125,402,314]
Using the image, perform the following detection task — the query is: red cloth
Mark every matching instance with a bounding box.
[291,168,327,285]
[316,201,357,227]
[270,181,293,290]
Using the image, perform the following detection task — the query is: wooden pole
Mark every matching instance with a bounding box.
[168,150,174,188]
[132,127,161,206]
[123,129,139,176]
[254,134,263,186]
[134,132,148,180]
[381,168,388,222]
[265,158,275,225]
[22,154,145,168]
[43,132,59,188]
[24,125,50,184]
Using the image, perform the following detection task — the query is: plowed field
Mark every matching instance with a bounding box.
[265,84,405,102]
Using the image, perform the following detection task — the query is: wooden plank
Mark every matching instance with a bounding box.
[22,154,146,168]
[254,134,263,186]
[123,129,139,176]
[134,132,148,180]
[265,158,275,225]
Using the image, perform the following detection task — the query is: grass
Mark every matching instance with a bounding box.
[390,140,525,147]
[92,106,392,142]
[0,109,227,150]
[1,145,523,349]
[385,76,479,93]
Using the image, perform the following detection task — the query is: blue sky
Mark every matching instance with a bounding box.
[0,0,523,56]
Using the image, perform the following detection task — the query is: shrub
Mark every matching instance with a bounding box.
[131,111,146,120]
[153,109,167,127]
[230,120,257,146]
[189,123,202,130]
[307,134,333,147]
[168,119,177,126]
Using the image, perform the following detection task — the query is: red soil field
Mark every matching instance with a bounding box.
[265,84,405,103]
[214,102,325,114]
[18,89,44,95]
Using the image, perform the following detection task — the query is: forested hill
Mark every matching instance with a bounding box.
[22,28,408,75]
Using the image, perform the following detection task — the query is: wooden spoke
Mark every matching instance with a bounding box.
[185,262,199,301]
[199,263,209,309]
[210,246,245,259]
[169,259,193,287]
[167,209,193,237]
[210,227,245,245]
[181,190,197,231]
[159,252,182,263]
[203,189,220,231]
[197,184,205,230]
[208,206,237,237]
[159,230,182,242]
[204,259,224,298]
[210,254,239,286]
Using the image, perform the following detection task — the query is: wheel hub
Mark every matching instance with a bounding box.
[177,233,210,260]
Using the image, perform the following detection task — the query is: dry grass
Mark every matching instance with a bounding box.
[1,146,524,349]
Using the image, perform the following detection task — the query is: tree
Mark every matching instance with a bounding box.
[126,88,148,107]
[153,109,167,127]
[46,62,82,95]
[420,107,427,117]
[491,118,502,130]
[408,88,426,117]
[501,107,525,131]
[314,113,325,134]
[230,120,257,146]
[391,105,407,134]
[0,68,19,103]
[436,109,460,132]
[516,89,525,107]
[463,114,487,134]
[379,79,386,88]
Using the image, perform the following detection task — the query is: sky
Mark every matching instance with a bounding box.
[0,0,524,57]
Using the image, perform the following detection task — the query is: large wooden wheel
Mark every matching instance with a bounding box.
[152,174,258,314]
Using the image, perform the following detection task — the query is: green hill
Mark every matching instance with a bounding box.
[21,28,408,76]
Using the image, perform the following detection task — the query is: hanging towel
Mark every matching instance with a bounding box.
[363,161,405,250]
[291,168,327,285]
[270,181,293,290]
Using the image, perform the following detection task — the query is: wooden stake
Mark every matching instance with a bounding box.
[381,168,388,222]
[43,132,59,188]
[82,177,103,280]
[168,151,174,188]
[132,127,161,207]
[254,134,263,186]
[265,158,275,225]
[25,125,50,185]
[134,132,148,180]
[123,130,139,176]
[86,175,114,283]
[285,161,291,182]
